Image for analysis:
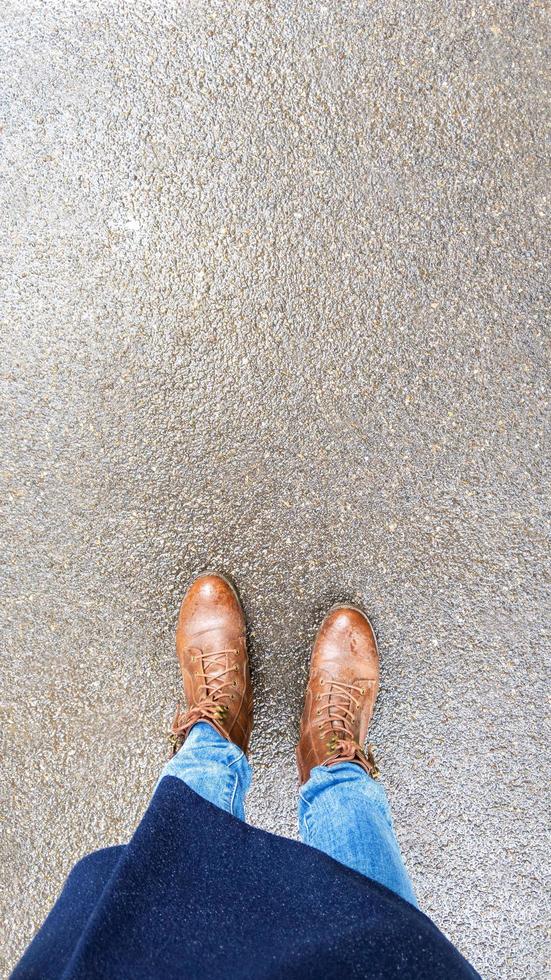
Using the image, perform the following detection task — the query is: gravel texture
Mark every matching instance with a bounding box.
[1,1,550,977]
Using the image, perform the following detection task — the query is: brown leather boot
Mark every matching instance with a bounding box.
[296,605,380,783]
[170,574,253,754]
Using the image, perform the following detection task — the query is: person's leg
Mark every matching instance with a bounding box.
[298,762,418,906]
[296,604,418,906]
[157,721,251,820]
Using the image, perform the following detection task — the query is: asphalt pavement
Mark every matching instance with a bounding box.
[1,2,549,977]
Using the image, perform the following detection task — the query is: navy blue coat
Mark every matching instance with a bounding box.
[13,776,480,978]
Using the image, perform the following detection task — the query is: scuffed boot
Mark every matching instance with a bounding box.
[170,574,253,754]
[296,605,380,783]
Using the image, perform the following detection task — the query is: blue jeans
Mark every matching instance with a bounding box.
[159,722,418,907]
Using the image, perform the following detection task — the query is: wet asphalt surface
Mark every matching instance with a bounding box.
[1,1,550,977]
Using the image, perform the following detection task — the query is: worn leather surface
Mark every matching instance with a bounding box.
[172,575,253,752]
[297,606,380,782]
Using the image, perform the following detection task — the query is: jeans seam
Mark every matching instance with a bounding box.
[298,791,312,844]
[228,773,240,816]
[298,788,311,807]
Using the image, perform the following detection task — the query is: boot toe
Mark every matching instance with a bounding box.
[178,573,244,635]
[324,606,375,641]
[189,572,240,608]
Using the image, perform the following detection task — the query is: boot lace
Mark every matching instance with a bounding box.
[169,648,239,754]
[317,679,379,777]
